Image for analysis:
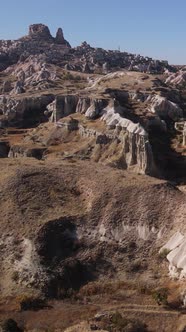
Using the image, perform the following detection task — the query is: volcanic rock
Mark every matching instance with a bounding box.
[28,23,53,41]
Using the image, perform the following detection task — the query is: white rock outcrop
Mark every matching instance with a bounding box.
[85,99,106,119]
[101,103,155,174]
[0,94,54,125]
[160,232,186,279]
[149,95,183,120]
[165,70,186,87]
[47,96,157,175]
[48,95,78,122]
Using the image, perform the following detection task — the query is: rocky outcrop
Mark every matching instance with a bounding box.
[160,232,186,280]
[165,70,186,87]
[72,43,172,74]
[6,56,57,93]
[27,24,71,47]
[101,103,156,174]
[55,28,64,43]
[55,27,70,47]
[0,24,71,71]
[85,99,107,119]
[0,23,173,74]
[8,145,46,159]
[48,95,78,122]
[0,94,54,126]
[48,96,108,121]
[148,95,183,120]
[46,96,156,175]
[76,98,91,114]
[28,24,53,41]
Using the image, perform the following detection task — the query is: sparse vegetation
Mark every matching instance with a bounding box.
[11,271,19,282]
[130,259,142,272]
[97,311,148,332]
[158,248,170,260]
[20,296,47,311]
[152,288,169,306]
[62,71,74,80]
[62,71,84,82]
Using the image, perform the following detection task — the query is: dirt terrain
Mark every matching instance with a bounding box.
[0,157,184,330]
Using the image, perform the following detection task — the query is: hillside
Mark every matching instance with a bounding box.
[0,24,186,332]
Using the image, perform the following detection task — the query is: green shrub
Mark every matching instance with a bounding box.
[63,72,74,80]
[158,248,170,260]
[152,288,168,305]
[73,75,82,81]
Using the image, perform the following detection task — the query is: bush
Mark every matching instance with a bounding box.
[63,72,74,80]
[11,271,19,282]
[100,312,148,332]
[158,248,170,260]
[20,296,46,311]
[130,259,142,272]
[152,288,168,305]
[1,319,22,332]
[136,282,151,295]
[73,75,82,81]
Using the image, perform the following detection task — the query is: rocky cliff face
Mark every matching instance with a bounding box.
[44,96,156,175]
[0,94,54,127]
[0,77,183,177]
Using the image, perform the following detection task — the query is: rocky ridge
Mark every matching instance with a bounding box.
[0,24,174,74]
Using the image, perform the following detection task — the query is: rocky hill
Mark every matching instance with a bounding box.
[0,23,174,73]
[0,23,186,332]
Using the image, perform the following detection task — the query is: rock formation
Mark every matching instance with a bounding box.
[0,24,173,74]
[160,232,186,281]
[55,27,71,47]
[149,94,183,121]
[28,24,53,41]
[0,95,54,126]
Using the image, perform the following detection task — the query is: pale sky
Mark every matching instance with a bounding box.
[0,0,186,64]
